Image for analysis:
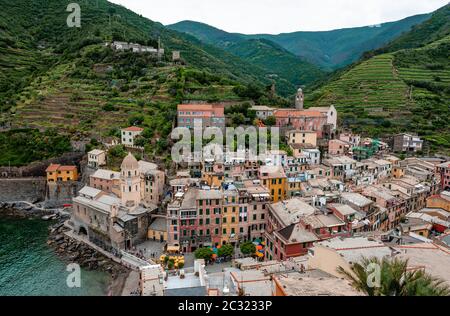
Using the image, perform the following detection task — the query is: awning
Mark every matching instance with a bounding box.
[167,245,180,252]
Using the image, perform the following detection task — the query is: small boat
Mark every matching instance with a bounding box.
[42,214,57,221]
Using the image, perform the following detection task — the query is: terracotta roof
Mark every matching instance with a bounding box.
[274,109,324,118]
[46,164,76,172]
[122,126,144,132]
[58,165,77,172]
[46,164,61,172]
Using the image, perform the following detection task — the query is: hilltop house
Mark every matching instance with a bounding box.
[87,149,107,169]
[121,126,144,147]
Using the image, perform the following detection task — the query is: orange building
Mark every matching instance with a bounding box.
[259,165,287,202]
[46,164,78,182]
[427,192,450,212]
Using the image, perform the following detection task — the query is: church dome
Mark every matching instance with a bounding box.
[121,152,139,171]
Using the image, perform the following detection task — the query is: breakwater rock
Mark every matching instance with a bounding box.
[48,221,129,289]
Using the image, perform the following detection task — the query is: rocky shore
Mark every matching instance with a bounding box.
[0,201,53,218]
[1,203,132,296]
[47,218,131,296]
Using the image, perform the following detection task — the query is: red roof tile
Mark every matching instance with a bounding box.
[123,126,144,132]
[46,164,61,172]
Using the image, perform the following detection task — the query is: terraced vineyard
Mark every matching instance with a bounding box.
[11,45,245,139]
[307,54,412,126]
[307,35,450,153]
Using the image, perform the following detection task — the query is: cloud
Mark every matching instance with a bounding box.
[109,0,448,34]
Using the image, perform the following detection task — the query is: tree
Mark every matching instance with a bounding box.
[194,247,214,261]
[231,113,246,126]
[108,144,126,158]
[218,244,234,258]
[240,242,256,256]
[338,257,450,296]
[264,116,276,127]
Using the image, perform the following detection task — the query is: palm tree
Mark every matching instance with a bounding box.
[338,257,450,296]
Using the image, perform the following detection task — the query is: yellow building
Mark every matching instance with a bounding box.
[392,166,405,179]
[287,130,317,147]
[46,164,78,182]
[259,166,287,202]
[202,172,224,188]
[427,192,450,212]
[148,218,168,242]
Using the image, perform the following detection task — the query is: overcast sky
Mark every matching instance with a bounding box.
[108,0,448,34]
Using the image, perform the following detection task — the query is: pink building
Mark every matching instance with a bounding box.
[177,103,225,130]
[437,162,450,191]
[328,139,352,156]
[89,169,121,196]
[274,109,328,138]
[167,189,223,253]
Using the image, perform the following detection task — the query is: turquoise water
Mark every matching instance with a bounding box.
[0,216,111,296]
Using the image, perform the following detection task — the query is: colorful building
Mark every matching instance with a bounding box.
[437,162,450,191]
[46,164,78,182]
[121,126,144,147]
[177,103,225,130]
[287,130,318,147]
[259,165,287,202]
[274,109,328,138]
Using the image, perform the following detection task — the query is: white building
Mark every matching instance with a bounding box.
[87,149,107,169]
[121,126,144,147]
[309,105,338,130]
[140,265,165,296]
[302,148,321,165]
[251,105,275,120]
[265,150,288,167]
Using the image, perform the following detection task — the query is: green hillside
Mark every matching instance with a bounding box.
[307,35,450,153]
[169,13,431,71]
[0,0,290,166]
[0,0,292,110]
[168,21,325,94]
[373,4,450,54]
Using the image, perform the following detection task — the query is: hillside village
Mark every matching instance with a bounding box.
[0,0,449,298]
[36,85,450,296]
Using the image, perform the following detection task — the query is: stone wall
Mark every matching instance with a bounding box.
[0,152,84,178]
[45,181,84,208]
[0,178,46,203]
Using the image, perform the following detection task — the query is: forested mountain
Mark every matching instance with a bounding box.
[169,13,431,71]
[0,0,288,165]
